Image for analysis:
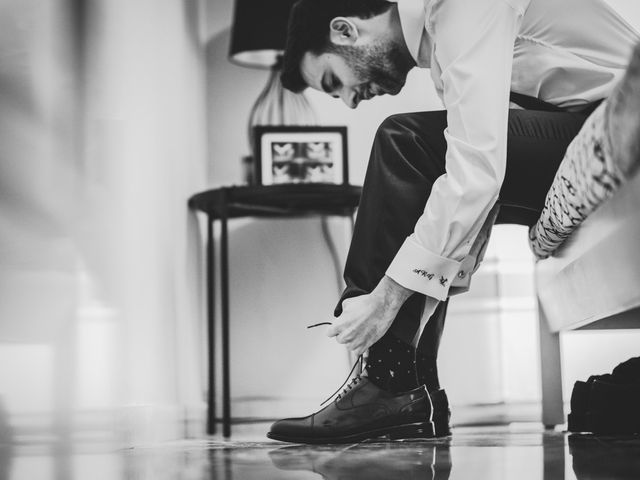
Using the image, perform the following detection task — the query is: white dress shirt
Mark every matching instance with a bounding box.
[385,0,639,301]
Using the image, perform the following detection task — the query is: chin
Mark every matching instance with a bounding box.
[387,80,405,96]
[388,74,408,95]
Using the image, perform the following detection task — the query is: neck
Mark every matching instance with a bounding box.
[359,5,414,65]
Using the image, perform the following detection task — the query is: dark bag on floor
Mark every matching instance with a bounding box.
[568,356,640,434]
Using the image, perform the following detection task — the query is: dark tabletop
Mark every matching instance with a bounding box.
[188,183,362,219]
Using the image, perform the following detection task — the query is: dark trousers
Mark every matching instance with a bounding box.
[335,109,590,363]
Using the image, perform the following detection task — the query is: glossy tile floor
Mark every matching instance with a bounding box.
[3,423,640,480]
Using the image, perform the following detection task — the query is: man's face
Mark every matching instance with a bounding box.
[300,40,412,108]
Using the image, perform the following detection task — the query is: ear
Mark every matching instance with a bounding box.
[329,17,359,46]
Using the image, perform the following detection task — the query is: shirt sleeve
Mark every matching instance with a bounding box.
[386,0,524,301]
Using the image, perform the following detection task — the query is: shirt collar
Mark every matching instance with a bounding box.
[389,0,427,64]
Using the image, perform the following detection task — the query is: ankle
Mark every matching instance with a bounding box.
[366,333,419,393]
[415,352,441,393]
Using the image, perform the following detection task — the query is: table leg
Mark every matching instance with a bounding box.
[220,201,231,438]
[206,215,216,435]
[538,296,565,428]
[348,210,355,235]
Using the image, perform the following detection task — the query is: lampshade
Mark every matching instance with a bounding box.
[229,0,298,69]
[229,0,317,185]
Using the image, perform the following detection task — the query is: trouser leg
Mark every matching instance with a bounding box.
[336,109,590,391]
[335,112,449,346]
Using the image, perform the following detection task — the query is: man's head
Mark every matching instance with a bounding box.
[281,0,415,108]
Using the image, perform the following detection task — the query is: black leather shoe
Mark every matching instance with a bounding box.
[430,389,452,437]
[267,376,435,444]
[269,443,453,480]
[568,374,621,432]
[586,378,640,434]
[568,372,640,433]
[612,356,640,383]
[568,380,590,432]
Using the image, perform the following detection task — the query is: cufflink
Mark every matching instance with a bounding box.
[458,270,466,279]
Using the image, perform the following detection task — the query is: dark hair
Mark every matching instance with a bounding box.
[281,0,393,93]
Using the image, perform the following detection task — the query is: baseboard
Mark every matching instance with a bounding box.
[219,396,328,421]
[4,402,210,447]
[3,400,556,446]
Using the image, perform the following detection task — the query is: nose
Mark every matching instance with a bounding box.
[340,88,359,109]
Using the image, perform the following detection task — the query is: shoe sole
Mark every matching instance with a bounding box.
[586,412,640,435]
[568,412,588,433]
[267,421,435,444]
[433,413,452,437]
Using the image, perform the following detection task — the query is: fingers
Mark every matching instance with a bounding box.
[328,322,358,351]
[350,340,368,358]
[326,294,378,356]
[341,297,355,307]
[351,345,366,358]
[326,323,340,338]
[333,326,352,345]
[326,313,349,338]
[338,330,367,355]
[331,327,367,356]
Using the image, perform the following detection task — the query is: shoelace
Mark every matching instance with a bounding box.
[307,322,365,406]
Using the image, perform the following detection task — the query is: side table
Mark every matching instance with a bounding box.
[188,184,362,437]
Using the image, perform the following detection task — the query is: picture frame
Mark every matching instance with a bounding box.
[253,126,349,186]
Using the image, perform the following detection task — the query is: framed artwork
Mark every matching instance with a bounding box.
[253,126,348,185]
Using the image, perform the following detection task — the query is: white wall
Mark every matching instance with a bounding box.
[0,0,209,444]
[80,0,209,436]
[205,0,640,416]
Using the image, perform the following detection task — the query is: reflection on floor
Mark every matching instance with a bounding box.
[3,423,640,480]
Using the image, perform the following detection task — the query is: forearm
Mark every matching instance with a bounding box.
[371,275,415,311]
[386,0,518,301]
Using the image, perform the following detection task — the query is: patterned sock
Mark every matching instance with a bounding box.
[528,102,623,259]
[415,352,441,393]
[365,332,419,393]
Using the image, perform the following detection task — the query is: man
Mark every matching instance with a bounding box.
[267,0,640,444]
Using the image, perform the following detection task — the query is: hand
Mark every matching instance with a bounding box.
[326,276,413,357]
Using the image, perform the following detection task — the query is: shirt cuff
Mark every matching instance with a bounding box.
[386,236,462,301]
